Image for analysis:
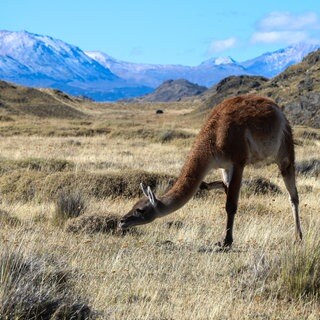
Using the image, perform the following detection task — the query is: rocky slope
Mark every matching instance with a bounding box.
[200,49,320,128]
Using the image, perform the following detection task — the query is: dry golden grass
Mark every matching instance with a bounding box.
[0,102,319,319]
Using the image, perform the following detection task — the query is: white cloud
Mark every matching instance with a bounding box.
[259,12,319,31]
[208,37,237,54]
[251,31,309,44]
[251,11,320,45]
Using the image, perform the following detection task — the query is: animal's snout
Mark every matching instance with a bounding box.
[118,219,126,229]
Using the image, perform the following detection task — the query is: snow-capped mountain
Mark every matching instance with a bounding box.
[85,51,247,87]
[199,56,237,66]
[243,43,320,77]
[86,42,319,89]
[0,30,319,101]
[0,30,152,100]
[85,51,194,87]
[0,31,119,82]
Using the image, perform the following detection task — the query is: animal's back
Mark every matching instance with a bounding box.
[201,95,290,166]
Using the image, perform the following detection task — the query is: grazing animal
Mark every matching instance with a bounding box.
[118,95,302,247]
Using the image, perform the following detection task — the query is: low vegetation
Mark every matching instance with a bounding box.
[0,170,176,202]
[0,100,319,319]
[0,247,93,319]
[53,190,87,226]
[0,158,74,174]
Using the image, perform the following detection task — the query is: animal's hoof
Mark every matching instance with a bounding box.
[214,241,232,252]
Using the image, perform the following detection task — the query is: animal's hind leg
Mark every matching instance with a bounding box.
[279,161,303,241]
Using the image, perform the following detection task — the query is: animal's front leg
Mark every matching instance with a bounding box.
[223,165,244,247]
[199,180,228,194]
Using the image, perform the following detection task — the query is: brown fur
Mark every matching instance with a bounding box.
[120,94,302,246]
[168,94,286,199]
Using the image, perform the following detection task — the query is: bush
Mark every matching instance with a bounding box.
[54,190,86,226]
[242,177,282,195]
[0,249,92,319]
[296,158,320,177]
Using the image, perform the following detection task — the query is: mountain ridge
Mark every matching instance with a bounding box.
[86,43,320,88]
[0,30,319,101]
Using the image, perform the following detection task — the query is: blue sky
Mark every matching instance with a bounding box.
[1,0,320,65]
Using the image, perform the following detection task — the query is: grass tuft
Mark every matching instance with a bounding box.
[276,232,320,300]
[0,209,21,227]
[0,248,93,319]
[53,190,87,226]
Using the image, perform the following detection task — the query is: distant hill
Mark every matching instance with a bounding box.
[199,49,320,128]
[0,80,85,118]
[131,79,207,102]
[197,75,268,109]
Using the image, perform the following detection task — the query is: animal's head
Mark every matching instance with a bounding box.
[118,183,160,230]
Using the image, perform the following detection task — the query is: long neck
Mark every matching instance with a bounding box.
[159,140,213,215]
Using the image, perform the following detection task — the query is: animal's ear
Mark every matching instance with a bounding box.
[140,183,158,207]
[147,186,157,207]
[140,183,148,198]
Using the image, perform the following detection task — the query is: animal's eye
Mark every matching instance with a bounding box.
[134,208,144,217]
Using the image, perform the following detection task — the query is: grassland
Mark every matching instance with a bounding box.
[0,100,319,319]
